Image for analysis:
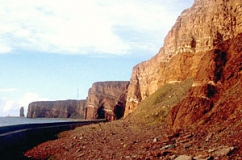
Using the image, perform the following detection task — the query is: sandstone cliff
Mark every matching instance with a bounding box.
[85,81,129,120]
[168,33,242,129]
[125,0,242,118]
[27,81,129,120]
[27,100,85,119]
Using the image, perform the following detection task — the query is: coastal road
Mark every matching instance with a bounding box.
[0,119,107,159]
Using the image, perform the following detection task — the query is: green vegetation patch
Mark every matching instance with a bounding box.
[130,78,193,126]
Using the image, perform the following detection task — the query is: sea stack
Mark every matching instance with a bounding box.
[20,107,25,117]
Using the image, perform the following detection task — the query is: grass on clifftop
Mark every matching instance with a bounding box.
[128,78,193,127]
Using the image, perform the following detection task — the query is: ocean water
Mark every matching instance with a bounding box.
[0,117,77,127]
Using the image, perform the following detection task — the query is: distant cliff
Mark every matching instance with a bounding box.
[27,81,129,120]
[27,100,85,119]
[125,0,242,118]
[85,81,129,120]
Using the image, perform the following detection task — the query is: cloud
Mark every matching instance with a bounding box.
[0,88,18,92]
[0,0,191,55]
[0,93,48,117]
[18,93,48,107]
[0,43,12,54]
[0,97,19,116]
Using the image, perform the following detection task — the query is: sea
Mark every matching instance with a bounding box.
[0,117,77,127]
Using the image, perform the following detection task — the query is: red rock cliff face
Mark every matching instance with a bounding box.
[85,81,129,120]
[27,100,85,119]
[168,33,242,129]
[125,0,242,117]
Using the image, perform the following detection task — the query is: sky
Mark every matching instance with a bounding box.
[0,0,194,117]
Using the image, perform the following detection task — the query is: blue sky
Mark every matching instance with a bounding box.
[0,0,193,116]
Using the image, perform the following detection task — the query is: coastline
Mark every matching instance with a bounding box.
[5,116,24,118]
[0,117,84,127]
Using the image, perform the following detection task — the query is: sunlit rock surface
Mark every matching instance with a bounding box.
[125,0,242,117]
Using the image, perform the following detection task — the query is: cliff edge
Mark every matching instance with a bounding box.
[125,0,242,121]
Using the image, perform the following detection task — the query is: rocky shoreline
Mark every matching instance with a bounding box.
[24,118,241,159]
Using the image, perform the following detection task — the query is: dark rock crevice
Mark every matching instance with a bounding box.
[213,49,227,83]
